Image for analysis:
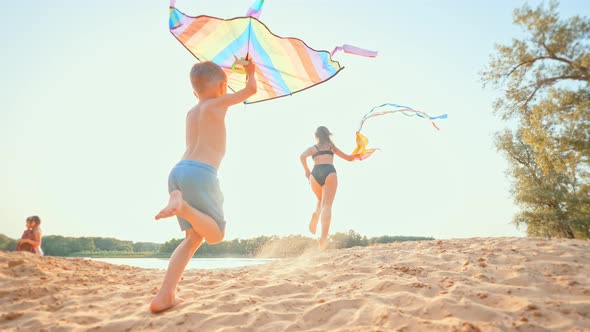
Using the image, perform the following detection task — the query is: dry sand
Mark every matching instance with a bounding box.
[1,237,589,331]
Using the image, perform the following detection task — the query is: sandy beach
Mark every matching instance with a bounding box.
[1,237,589,331]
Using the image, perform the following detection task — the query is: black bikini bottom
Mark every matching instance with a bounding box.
[311,164,337,186]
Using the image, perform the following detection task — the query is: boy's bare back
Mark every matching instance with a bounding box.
[182,103,227,169]
[182,61,257,169]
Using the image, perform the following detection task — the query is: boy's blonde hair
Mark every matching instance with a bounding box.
[190,61,226,94]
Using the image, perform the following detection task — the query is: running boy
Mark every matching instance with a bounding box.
[150,60,257,313]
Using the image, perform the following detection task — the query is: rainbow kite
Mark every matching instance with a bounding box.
[169,0,376,104]
[352,103,448,160]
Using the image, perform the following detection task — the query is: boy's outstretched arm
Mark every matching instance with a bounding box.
[212,62,257,108]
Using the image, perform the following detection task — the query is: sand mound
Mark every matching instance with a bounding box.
[1,237,589,331]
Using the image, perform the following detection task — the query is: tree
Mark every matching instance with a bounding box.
[482,1,590,239]
[0,234,17,251]
[133,242,160,252]
[42,235,71,256]
[369,235,434,244]
[93,237,133,252]
[159,238,183,253]
[79,237,96,252]
[330,230,369,249]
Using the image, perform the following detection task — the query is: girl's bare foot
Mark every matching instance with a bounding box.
[149,292,182,313]
[309,212,319,234]
[155,190,184,220]
[318,237,328,251]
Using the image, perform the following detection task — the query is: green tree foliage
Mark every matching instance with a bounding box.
[330,230,369,249]
[1,232,433,257]
[159,232,433,258]
[0,234,17,251]
[159,236,277,257]
[54,236,96,254]
[93,237,133,252]
[482,1,590,239]
[79,237,96,252]
[7,235,160,257]
[369,235,434,244]
[159,238,183,254]
[133,242,160,252]
[329,231,433,249]
[42,235,72,256]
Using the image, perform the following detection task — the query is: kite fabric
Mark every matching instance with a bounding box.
[352,132,377,161]
[245,0,265,19]
[352,103,448,160]
[169,0,376,104]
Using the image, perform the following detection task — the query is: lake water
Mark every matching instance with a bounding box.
[91,257,276,270]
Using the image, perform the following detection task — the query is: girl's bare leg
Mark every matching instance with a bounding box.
[318,174,338,250]
[309,177,323,234]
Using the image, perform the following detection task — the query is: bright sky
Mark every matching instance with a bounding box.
[2,1,588,243]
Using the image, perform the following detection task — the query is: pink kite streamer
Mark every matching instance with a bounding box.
[331,44,378,58]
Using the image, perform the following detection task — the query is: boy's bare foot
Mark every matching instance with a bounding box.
[149,293,182,313]
[155,190,183,220]
[309,212,319,234]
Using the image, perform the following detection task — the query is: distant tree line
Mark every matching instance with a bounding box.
[0,234,16,252]
[39,236,161,257]
[0,231,433,258]
[159,231,433,258]
[0,234,160,257]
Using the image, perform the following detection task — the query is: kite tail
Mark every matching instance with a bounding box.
[331,44,378,58]
[358,103,448,133]
[246,0,265,19]
[352,104,448,160]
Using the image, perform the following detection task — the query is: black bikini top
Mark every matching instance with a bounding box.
[312,145,334,159]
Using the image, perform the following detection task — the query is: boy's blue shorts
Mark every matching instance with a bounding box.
[167,160,226,233]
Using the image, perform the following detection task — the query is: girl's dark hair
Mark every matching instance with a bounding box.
[315,126,333,146]
[26,215,41,226]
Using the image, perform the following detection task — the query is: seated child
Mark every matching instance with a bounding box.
[15,215,43,255]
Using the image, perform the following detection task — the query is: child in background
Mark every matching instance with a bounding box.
[15,215,43,255]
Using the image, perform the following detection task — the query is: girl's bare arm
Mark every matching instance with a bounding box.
[300,147,314,178]
[332,145,358,161]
